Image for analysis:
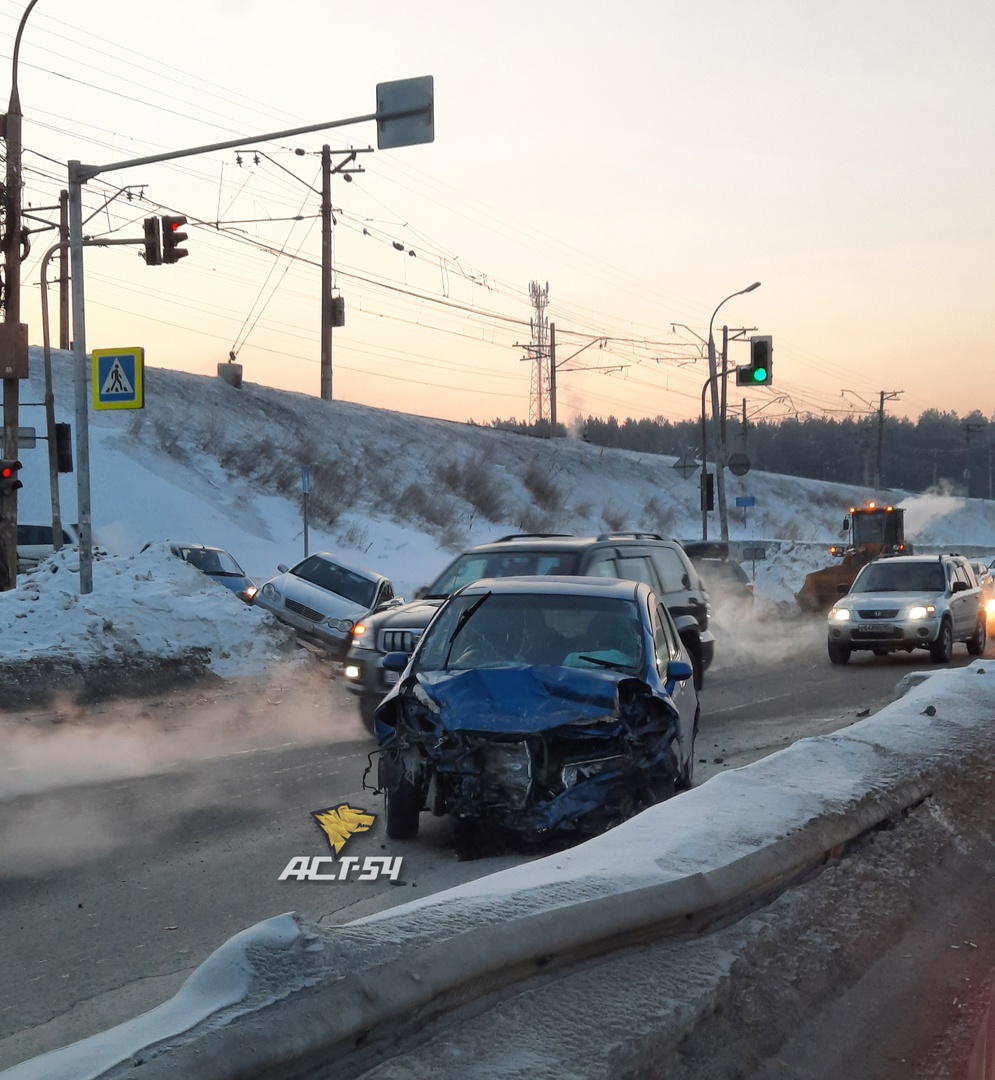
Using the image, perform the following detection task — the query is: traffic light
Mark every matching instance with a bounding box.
[0,459,22,496]
[736,335,773,386]
[55,423,73,473]
[700,470,714,511]
[143,217,161,265]
[161,215,189,264]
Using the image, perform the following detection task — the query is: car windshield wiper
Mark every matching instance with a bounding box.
[576,654,630,671]
[443,591,492,669]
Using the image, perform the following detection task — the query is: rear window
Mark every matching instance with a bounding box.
[17,525,74,545]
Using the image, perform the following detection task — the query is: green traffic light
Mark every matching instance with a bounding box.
[752,367,768,382]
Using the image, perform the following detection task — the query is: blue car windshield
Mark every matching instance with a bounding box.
[415,593,643,673]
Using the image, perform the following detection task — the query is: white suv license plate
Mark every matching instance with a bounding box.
[858,622,891,633]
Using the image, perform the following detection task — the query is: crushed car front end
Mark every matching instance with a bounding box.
[375,664,683,836]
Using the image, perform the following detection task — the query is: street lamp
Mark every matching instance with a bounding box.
[705,282,760,542]
[0,0,41,589]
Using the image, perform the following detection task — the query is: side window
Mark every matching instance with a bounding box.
[585,551,619,579]
[653,602,679,668]
[614,554,662,592]
[649,546,690,594]
[378,582,394,604]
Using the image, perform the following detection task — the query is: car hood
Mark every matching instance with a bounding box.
[369,597,445,630]
[842,590,947,609]
[393,665,667,734]
[270,574,367,618]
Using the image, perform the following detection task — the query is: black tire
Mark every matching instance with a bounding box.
[690,644,704,691]
[385,778,421,839]
[967,616,987,657]
[828,640,851,665]
[929,619,953,663]
[358,697,379,735]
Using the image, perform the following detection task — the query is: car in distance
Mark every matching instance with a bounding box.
[968,559,995,625]
[169,542,257,603]
[688,555,753,615]
[16,522,82,573]
[827,553,985,665]
[371,576,698,840]
[345,532,713,731]
[254,552,397,659]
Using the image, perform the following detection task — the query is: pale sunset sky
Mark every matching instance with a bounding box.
[1,0,991,428]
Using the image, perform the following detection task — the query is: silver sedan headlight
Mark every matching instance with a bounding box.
[261,582,280,601]
[325,617,355,633]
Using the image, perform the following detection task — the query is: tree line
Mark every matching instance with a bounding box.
[490,410,995,497]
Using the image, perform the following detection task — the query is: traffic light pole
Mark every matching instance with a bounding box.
[66,81,434,593]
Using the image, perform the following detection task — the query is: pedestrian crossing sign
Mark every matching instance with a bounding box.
[92,348,144,411]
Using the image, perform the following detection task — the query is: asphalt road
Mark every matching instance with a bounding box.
[1,618,990,1072]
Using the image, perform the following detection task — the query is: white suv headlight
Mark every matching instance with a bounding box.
[908,605,936,619]
[829,607,851,621]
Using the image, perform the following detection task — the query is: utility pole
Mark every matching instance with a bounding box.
[527,281,550,426]
[548,323,556,433]
[320,145,332,400]
[0,0,39,591]
[319,146,366,401]
[874,390,902,489]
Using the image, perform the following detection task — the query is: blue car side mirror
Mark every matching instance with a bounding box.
[667,659,693,682]
[383,651,409,673]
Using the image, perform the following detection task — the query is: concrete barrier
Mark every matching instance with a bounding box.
[3,664,991,1080]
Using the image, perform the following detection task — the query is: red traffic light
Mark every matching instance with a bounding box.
[161,215,189,264]
[0,458,23,496]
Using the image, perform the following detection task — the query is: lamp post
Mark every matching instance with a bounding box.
[706,281,760,542]
[0,0,41,589]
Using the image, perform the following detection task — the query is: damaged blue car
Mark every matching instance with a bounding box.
[372,576,699,840]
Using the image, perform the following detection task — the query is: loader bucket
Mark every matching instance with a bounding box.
[796,563,861,614]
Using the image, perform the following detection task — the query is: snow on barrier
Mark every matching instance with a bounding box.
[3,665,993,1080]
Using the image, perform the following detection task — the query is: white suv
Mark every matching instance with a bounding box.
[827,554,985,664]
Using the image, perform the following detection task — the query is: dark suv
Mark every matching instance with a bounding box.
[344,533,713,730]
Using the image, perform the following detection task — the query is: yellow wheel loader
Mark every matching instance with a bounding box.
[796,502,911,613]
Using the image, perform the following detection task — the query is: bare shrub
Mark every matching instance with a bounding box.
[338,521,370,552]
[434,454,505,522]
[401,482,457,531]
[645,496,677,536]
[522,458,562,513]
[600,501,628,533]
[152,418,182,458]
[518,506,557,535]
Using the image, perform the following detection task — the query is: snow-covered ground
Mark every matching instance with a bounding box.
[3,350,995,1078]
[7,346,995,677]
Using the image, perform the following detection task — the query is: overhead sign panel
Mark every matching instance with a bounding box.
[376,76,434,149]
[93,348,144,411]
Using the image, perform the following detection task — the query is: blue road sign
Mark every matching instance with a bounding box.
[735,496,756,508]
[93,348,144,410]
